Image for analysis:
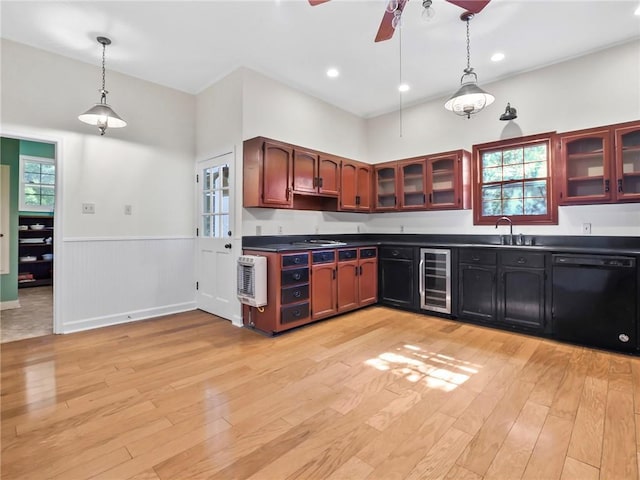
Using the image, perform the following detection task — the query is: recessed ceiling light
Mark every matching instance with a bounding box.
[398,83,410,92]
[491,52,505,62]
[635,4,640,15]
[326,68,339,78]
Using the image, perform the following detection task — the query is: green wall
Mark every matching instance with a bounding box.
[1,137,55,303]
[1,137,20,303]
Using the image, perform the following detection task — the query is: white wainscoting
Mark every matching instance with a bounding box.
[59,237,196,333]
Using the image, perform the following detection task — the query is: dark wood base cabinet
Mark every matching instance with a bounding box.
[243,247,377,335]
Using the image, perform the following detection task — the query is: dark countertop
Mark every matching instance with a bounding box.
[243,239,640,256]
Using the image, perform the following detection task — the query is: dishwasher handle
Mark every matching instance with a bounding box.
[553,254,635,268]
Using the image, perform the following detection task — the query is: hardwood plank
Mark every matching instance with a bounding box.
[566,376,608,467]
[484,401,548,480]
[560,456,600,480]
[600,387,638,480]
[522,414,573,480]
[404,427,473,480]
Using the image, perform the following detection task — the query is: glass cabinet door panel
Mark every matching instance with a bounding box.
[617,125,640,199]
[401,162,425,208]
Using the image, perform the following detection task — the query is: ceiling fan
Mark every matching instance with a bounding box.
[308,0,491,42]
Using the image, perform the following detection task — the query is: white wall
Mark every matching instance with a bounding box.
[365,40,640,236]
[1,39,197,332]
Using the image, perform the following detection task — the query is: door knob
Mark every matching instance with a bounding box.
[224,243,232,249]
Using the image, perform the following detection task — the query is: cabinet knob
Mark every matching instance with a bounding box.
[517,257,526,264]
[294,290,301,298]
[293,273,301,280]
[294,257,301,264]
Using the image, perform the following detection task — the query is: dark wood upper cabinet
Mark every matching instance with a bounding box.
[557,120,640,205]
[558,127,613,204]
[292,149,318,195]
[243,137,292,208]
[318,155,340,196]
[340,159,371,212]
[613,121,640,202]
[374,162,398,211]
[426,150,471,210]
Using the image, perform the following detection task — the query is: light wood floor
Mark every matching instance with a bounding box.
[2,307,639,480]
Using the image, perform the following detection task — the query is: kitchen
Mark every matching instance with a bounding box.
[1,1,640,478]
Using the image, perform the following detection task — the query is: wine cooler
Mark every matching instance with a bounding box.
[419,248,451,314]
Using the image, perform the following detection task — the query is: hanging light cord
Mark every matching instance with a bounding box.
[399,20,403,138]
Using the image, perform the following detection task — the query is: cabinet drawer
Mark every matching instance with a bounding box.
[281,303,310,324]
[282,253,308,268]
[380,246,413,260]
[360,247,377,259]
[281,284,309,304]
[500,251,546,268]
[338,249,358,261]
[460,249,496,265]
[281,267,309,286]
[312,250,336,264]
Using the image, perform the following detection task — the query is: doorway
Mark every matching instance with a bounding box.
[0,136,58,343]
[196,150,240,323]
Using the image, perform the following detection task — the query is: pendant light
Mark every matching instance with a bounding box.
[444,13,494,118]
[78,36,126,135]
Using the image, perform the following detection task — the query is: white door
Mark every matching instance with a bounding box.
[196,152,238,321]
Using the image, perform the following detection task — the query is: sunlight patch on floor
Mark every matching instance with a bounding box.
[364,344,480,392]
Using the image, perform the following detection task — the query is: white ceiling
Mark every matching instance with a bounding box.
[1,0,639,118]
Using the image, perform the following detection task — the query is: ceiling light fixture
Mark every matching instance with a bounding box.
[635,4,640,15]
[421,0,436,22]
[444,12,494,119]
[398,83,410,92]
[491,52,505,62]
[326,67,340,78]
[78,36,127,135]
[499,102,517,121]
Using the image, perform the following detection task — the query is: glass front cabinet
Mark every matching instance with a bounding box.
[558,121,640,204]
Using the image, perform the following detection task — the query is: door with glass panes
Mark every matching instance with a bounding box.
[196,152,238,321]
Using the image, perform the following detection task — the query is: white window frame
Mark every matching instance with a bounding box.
[19,155,55,212]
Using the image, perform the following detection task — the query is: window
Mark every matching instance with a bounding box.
[473,133,557,225]
[19,155,55,212]
[201,163,229,237]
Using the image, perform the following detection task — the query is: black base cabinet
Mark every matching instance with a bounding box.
[458,249,549,333]
[458,250,497,323]
[379,246,416,310]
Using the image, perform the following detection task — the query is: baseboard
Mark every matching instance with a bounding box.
[0,300,20,311]
[60,301,197,334]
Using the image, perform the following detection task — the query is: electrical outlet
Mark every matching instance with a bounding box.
[582,222,592,234]
[277,225,283,235]
[124,205,132,215]
[82,203,95,214]
[255,225,262,236]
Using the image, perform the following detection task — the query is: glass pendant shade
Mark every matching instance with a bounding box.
[444,71,495,118]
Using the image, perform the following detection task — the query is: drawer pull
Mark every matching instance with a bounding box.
[392,250,399,256]
[293,290,301,298]
[471,256,480,262]
[294,257,301,264]
[517,257,526,264]
[293,273,301,280]
[293,310,301,317]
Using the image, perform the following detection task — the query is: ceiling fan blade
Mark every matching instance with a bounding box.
[445,0,491,14]
[374,0,408,43]
[308,0,331,5]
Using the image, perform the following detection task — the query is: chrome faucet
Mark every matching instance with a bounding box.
[495,216,513,245]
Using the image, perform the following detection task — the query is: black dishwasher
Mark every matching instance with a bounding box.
[552,254,638,352]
